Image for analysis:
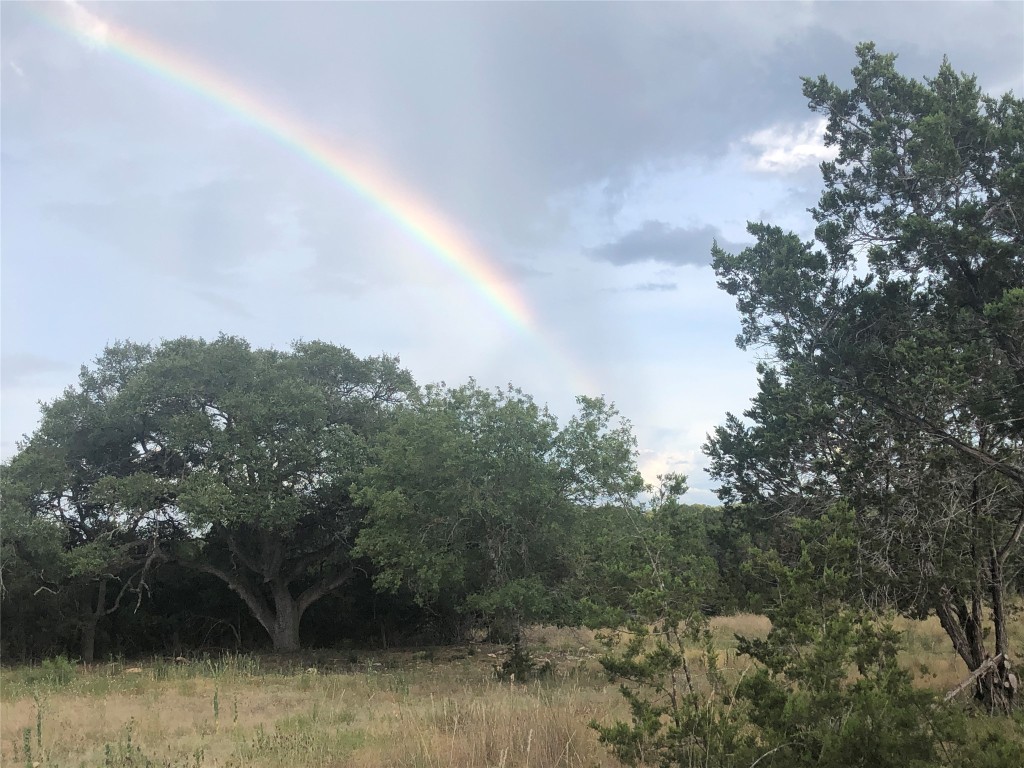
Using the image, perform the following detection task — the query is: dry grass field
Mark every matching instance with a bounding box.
[0,613,1018,768]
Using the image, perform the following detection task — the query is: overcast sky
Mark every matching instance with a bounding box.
[3,1,1022,502]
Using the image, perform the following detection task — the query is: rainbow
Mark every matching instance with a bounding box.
[39,1,535,332]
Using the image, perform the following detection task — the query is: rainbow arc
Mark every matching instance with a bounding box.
[34,2,600,395]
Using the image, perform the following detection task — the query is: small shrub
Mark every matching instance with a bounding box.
[494,637,551,682]
[40,655,76,687]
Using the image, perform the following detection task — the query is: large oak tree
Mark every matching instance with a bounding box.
[6,336,416,653]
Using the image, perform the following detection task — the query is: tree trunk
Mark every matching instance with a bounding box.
[80,621,97,664]
[936,579,1017,713]
[80,579,107,664]
[982,555,1017,714]
[187,559,350,653]
[269,581,302,653]
[976,659,1017,714]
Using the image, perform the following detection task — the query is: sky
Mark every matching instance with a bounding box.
[2,1,1022,503]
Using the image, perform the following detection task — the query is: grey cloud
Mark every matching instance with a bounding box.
[304,269,371,297]
[635,282,678,292]
[1,353,68,388]
[45,179,288,282]
[588,222,748,267]
[501,261,552,281]
[31,3,1014,252]
[6,2,1018,261]
[191,289,253,318]
[2,0,1020,474]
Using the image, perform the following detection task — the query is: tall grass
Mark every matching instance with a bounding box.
[1,613,1019,767]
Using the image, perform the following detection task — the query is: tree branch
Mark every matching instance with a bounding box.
[184,560,275,634]
[835,375,1024,489]
[297,568,352,616]
[287,543,339,582]
[218,525,268,577]
[944,653,1005,702]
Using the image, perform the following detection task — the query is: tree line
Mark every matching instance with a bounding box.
[1,336,676,660]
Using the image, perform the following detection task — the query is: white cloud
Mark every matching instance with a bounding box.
[63,0,109,49]
[9,60,26,78]
[639,448,697,483]
[741,117,836,174]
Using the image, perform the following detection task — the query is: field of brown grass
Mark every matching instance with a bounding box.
[0,613,1017,767]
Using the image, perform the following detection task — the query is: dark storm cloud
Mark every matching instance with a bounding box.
[588,222,747,267]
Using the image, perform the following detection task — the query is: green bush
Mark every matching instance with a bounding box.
[593,507,1023,767]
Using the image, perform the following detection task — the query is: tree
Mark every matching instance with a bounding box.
[596,510,907,768]
[355,382,643,644]
[705,44,1023,710]
[574,474,721,629]
[0,490,79,661]
[1,342,176,662]
[5,336,417,653]
[594,506,1024,768]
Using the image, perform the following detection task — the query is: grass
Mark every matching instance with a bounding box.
[1,645,620,768]
[1,613,1019,767]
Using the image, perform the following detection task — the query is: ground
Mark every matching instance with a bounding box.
[0,614,1016,767]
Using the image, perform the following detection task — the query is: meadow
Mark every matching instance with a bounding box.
[0,614,1014,768]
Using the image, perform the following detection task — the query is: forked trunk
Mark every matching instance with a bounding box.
[191,558,351,654]
[937,578,1017,713]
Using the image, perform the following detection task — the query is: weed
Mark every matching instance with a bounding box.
[33,693,42,750]
[152,658,171,681]
[385,672,411,695]
[495,638,550,682]
[101,719,156,768]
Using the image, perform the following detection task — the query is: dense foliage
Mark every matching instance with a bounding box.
[356,383,642,642]
[593,507,1024,767]
[0,338,650,659]
[706,43,1023,712]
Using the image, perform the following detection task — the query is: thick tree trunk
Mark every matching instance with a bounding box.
[188,556,351,653]
[269,581,302,653]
